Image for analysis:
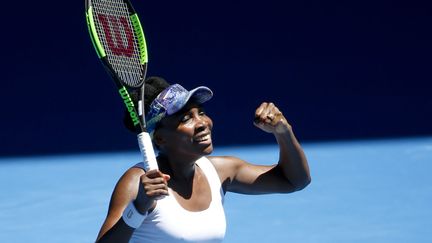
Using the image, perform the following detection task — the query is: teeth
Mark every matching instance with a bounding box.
[195,134,210,142]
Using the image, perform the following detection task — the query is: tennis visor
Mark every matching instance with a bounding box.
[146,84,213,136]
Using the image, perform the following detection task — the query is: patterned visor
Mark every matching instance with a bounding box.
[146,84,213,137]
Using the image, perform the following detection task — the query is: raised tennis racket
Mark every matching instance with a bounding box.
[85,0,158,171]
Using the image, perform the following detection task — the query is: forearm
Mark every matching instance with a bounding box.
[275,127,311,190]
[96,217,135,243]
[97,188,152,243]
[253,102,311,190]
[96,167,163,243]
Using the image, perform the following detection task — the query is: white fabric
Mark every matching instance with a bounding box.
[130,157,226,243]
[123,201,147,228]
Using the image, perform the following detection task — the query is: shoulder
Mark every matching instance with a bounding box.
[118,165,146,187]
[208,155,244,169]
[111,166,146,203]
[207,156,246,182]
[95,166,147,241]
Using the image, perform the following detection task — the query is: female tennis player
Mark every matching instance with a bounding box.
[96,77,311,243]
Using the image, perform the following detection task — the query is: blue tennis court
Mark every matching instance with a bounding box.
[1,137,431,242]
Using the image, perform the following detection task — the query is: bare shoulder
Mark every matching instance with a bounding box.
[207,156,245,183]
[109,166,146,211]
[95,166,145,241]
[120,166,146,186]
[208,155,244,168]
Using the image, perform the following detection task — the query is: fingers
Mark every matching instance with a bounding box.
[254,102,290,134]
[254,102,282,125]
[134,170,169,213]
[141,170,170,198]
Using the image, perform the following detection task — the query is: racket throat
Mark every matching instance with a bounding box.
[119,86,140,127]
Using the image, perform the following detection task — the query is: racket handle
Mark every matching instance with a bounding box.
[137,132,166,200]
[137,132,159,171]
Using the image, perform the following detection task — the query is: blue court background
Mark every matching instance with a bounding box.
[1,137,431,242]
[1,0,432,242]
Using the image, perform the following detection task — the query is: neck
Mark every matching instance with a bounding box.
[158,152,201,182]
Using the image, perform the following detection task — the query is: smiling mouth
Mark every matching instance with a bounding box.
[193,134,211,143]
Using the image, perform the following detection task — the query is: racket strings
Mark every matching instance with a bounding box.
[92,0,144,88]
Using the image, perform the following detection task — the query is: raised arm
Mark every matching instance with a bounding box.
[96,168,169,242]
[211,102,311,194]
[95,168,142,243]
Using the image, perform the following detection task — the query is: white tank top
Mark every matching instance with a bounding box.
[130,157,226,243]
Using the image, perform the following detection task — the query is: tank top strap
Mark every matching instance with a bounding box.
[195,157,224,203]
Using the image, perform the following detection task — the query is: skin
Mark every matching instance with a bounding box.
[96,101,311,243]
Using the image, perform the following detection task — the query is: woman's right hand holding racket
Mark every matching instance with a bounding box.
[134,170,170,214]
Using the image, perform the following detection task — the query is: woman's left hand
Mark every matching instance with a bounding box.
[254,102,291,134]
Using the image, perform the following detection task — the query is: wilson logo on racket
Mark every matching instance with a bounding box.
[119,87,140,126]
[97,14,135,57]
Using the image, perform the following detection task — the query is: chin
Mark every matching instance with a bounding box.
[201,143,214,155]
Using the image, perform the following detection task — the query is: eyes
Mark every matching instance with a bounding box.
[180,109,207,123]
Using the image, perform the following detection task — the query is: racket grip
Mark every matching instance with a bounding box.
[137,132,159,171]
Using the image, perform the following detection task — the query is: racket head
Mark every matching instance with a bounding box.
[85,0,148,89]
[86,0,150,131]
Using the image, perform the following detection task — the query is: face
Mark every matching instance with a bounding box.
[155,102,214,157]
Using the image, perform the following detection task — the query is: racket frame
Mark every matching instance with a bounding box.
[85,0,159,171]
[85,0,148,131]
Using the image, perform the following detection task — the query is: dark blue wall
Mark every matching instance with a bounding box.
[1,1,431,156]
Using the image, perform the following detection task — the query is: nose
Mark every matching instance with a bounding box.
[195,115,207,132]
